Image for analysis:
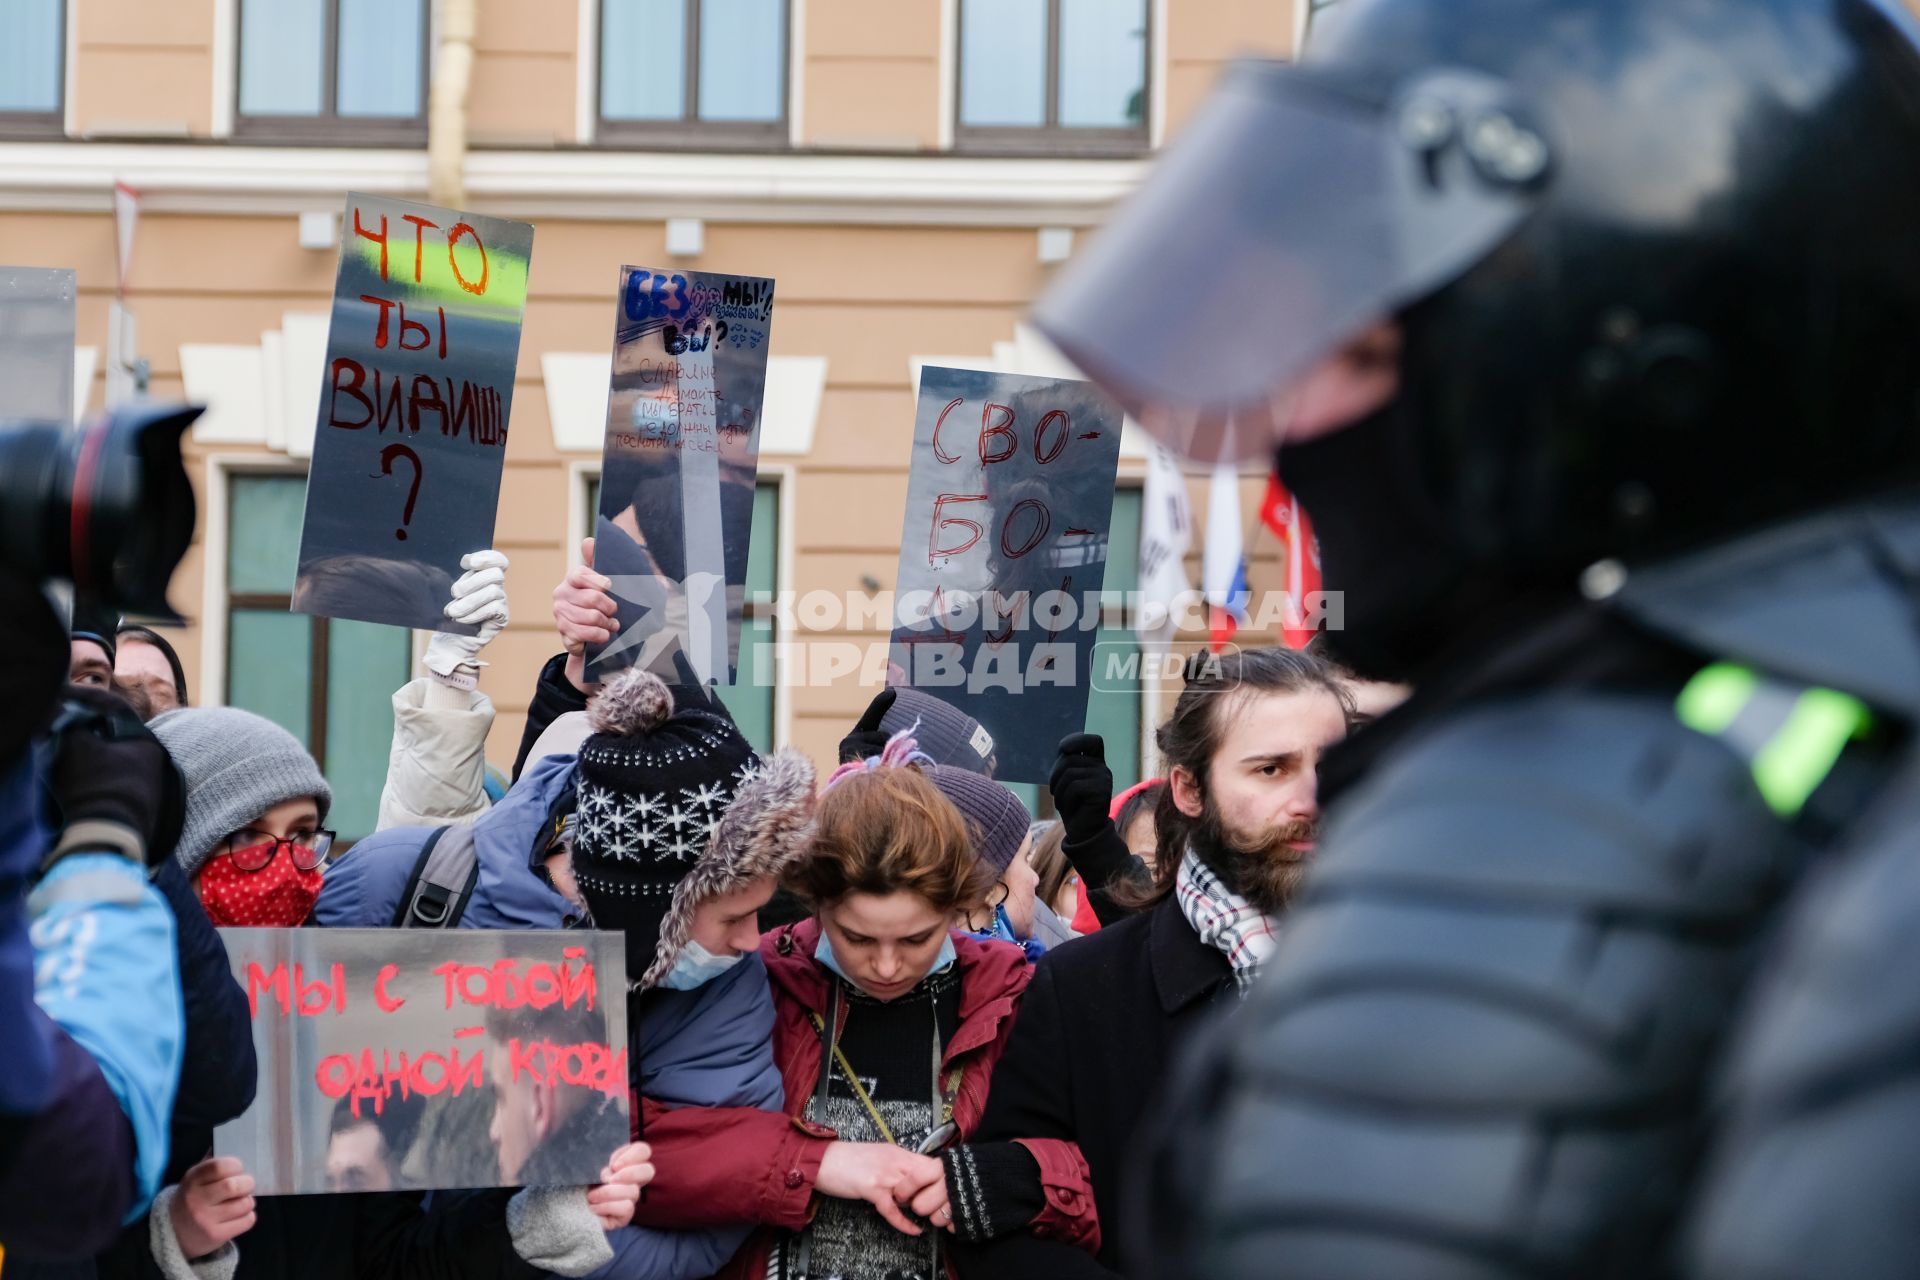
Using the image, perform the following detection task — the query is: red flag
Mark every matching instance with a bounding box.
[1207,602,1239,653]
[1260,472,1321,649]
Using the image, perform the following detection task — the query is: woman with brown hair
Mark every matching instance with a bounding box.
[626,733,1095,1280]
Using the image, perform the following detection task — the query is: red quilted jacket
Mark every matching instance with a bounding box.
[632,918,1102,1277]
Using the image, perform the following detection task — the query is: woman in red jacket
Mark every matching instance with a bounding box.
[631,733,1099,1280]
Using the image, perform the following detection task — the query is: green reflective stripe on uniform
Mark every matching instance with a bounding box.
[1676,663,1873,819]
[1676,663,1759,735]
[1750,687,1873,817]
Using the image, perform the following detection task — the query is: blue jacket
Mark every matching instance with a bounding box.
[1,755,55,1115]
[1,757,152,1261]
[29,854,184,1221]
[313,755,783,1280]
[315,754,582,935]
[581,959,780,1280]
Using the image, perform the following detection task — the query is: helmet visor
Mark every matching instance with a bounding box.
[1034,60,1545,463]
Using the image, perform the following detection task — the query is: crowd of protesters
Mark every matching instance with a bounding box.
[1,518,1396,1280]
[17,0,1916,1273]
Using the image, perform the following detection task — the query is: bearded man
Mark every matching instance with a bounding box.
[933,647,1350,1278]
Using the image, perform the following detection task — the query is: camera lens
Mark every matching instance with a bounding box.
[0,403,202,619]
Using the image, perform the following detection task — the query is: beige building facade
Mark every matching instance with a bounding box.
[2,0,1301,836]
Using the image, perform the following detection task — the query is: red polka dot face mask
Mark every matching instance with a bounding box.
[198,843,325,928]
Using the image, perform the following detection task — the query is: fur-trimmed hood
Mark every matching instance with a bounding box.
[637,748,818,990]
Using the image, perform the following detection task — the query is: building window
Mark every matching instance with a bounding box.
[957,0,1148,154]
[0,0,64,133]
[586,474,782,752]
[236,0,427,140]
[226,474,410,842]
[598,0,788,147]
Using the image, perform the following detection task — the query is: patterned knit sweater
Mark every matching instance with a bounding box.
[773,964,961,1280]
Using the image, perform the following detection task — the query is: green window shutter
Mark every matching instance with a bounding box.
[227,475,313,743]
[228,609,313,740]
[716,481,780,752]
[226,474,408,842]
[322,618,410,840]
[228,474,306,595]
[1084,487,1144,790]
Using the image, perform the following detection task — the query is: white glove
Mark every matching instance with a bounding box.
[425,550,510,677]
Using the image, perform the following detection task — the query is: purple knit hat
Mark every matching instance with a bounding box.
[879,689,995,774]
[926,764,1032,876]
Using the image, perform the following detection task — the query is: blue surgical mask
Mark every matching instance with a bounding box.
[657,939,744,991]
[814,929,957,997]
[965,903,1048,963]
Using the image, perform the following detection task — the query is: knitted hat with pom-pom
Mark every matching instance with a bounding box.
[572,667,758,976]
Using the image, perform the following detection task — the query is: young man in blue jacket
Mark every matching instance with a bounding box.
[317,667,817,1280]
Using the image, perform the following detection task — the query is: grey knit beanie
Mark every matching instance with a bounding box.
[926,764,1031,876]
[151,707,333,879]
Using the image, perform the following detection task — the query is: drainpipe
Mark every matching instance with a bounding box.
[429,0,475,208]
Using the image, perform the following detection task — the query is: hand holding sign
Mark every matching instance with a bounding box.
[554,537,620,692]
[168,1156,256,1260]
[585,1142,656,1231]
[423,549,512,680]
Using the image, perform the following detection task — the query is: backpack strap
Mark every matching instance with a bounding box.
[393,824,481,928]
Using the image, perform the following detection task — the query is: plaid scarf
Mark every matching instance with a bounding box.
[1174,847,1279,993]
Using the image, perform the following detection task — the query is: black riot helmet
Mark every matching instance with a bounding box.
[1037,0,1920,680]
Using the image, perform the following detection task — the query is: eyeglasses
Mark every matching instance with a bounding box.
[222,828,335,872]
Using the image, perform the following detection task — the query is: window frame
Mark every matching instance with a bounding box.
[1029,479,1148,818]
[233,0,430,144]
[954,0,1151,157]
[0,0,67,139]
[227,589,335,761]
[1089,481,1148,784]
[594,0,792,150]
[220,467,411,844]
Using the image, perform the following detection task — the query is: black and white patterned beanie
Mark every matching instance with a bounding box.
[572,668,758,974]
[638,747,818,990]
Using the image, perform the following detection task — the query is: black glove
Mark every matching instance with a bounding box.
[839,688,898,763]
[46,686,183,869]
[1049,733,1114,844]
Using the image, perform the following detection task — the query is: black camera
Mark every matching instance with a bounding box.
[0,403,203,620]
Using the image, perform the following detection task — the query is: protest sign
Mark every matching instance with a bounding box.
[293,194,534,631]
[214,928,629,1196]
[0,266,76,425]
[889,366,1125,782]
[587,266,775,685]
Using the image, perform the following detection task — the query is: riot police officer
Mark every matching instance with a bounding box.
[1031,0,1920,1276]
